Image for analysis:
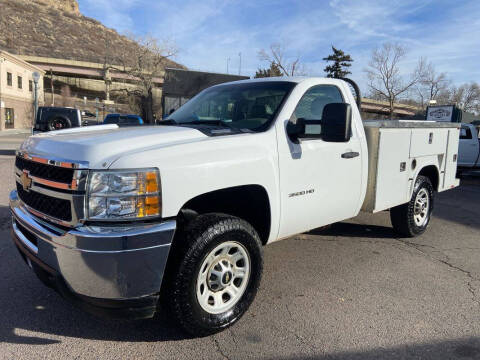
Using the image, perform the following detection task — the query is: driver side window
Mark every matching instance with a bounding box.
[291,85,344,136]
[460,127,472,140]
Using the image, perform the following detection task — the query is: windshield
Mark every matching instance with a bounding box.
[167,81,295,132]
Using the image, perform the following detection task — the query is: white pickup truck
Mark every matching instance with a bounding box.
[10,77,460,335]
[458,123,480,172]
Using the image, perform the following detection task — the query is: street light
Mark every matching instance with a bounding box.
[32,71,40,132]
[95,97,100,123]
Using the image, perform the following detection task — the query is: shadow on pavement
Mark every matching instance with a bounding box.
[308,222,398,239]
[267,337,480,360]
[434,176,480,231]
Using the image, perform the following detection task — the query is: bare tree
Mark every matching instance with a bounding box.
[364,43,423,117]
[415,59,449,109]
[258,44,305,76]
[437,83,480,113]
[104,34,178,123]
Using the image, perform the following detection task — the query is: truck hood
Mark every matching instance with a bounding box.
[20,125,208,168]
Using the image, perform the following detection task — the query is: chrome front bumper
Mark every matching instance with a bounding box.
[9,190,176,301]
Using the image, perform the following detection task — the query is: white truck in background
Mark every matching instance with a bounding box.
[10,77,460,336]
[458,123,480,172]
[425,105,480,173]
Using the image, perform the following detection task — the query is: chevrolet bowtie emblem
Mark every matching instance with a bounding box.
[21,171,32,192]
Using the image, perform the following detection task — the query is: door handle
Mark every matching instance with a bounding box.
[341,151,359,159]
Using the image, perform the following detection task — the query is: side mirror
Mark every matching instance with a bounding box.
[321,103,352,142]
[286,118,306,141]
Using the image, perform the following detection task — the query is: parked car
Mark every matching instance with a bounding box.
[458,123,480,173]
[34,106,83,132]
[11,77,460,336]
[103,113,144,125]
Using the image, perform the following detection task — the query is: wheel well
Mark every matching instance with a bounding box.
[418,165,439,191]
[178,185,271,244]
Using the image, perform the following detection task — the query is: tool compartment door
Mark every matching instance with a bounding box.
[374,129,411,211]
[410,129,448,158]
[441,127,461,191]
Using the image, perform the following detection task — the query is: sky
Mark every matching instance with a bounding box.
[77,0,480,91]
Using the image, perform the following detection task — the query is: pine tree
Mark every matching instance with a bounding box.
[323,46,353,78]
[254,62,283,78]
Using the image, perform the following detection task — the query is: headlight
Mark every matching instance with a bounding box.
[87,169,161,220]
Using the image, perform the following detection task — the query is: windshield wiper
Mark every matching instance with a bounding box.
[159,119,178,125]
[182,120,234,128]
[173,120,252,133]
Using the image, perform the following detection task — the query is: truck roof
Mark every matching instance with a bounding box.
[218,76,345,86]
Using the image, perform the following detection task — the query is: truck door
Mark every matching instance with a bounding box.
[458,125,479,167]
[276,84,363,239]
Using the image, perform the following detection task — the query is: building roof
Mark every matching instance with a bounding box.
[0,50,45,74]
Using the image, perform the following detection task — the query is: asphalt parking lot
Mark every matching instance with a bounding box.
[1,153,480,360]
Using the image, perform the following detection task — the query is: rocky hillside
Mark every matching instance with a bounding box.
[0,0,182,67]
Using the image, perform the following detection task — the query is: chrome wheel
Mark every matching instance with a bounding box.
[196,241,250,314]
[413,188,430,226]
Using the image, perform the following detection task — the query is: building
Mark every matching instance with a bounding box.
[17,55,249,119]
[162,68,249,116]
[0,51,44,131]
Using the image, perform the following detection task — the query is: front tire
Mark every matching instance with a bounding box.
[166,214,263,336]
[390,175,434,237]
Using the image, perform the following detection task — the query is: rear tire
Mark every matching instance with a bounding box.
[390,175,434,237]
[48,117,71,131]
[165,213,263,336]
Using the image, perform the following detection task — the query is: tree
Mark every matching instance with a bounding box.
[59,85,74,107]
[254,62,283,78]
[103,34,177,123]
[437,83,480,113]
[258,44,305,76]
[364,43,423,118]
[415,59,449,109]
[323,46,353,78]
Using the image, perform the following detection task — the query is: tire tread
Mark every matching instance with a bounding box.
[165,213,263,336]
[390,175,434,238]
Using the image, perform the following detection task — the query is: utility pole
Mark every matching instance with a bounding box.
[226,57,230,74]
[238,52,242,75]
[32,72,40,130]
[104,68,111,102]
[95,97,99,123]
[50,68,54,106]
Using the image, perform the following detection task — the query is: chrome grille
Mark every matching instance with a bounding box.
[14,152,89,227]
[15,156,74,184]
[16,182,72,221]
